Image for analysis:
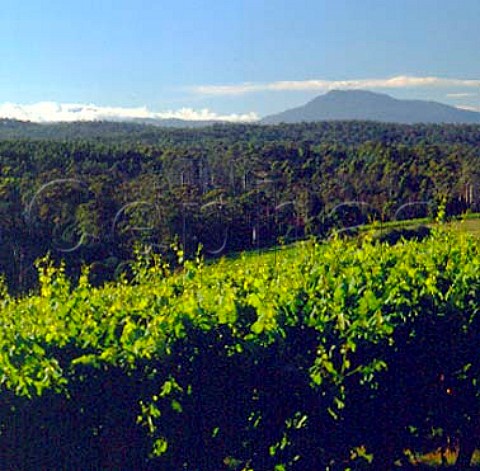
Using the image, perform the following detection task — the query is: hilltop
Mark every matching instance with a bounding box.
[261,89,480,124]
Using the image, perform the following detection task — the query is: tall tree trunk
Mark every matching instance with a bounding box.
[455,436,475,469]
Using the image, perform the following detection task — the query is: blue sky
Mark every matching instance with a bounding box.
[1,0,480,121]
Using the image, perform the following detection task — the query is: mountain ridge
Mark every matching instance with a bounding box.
[261,89,480,124]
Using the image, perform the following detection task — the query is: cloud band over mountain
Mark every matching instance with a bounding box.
[0,102,259,123]
[194,75,480,96]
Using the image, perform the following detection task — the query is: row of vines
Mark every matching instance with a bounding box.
[0,227,479,469]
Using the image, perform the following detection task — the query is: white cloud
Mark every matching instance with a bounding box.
[456,105,480,112]
[193,75,480,96]
[0,101,259,123]
[446,92,477,98]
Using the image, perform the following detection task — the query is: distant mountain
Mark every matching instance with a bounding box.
[261,90,480,125]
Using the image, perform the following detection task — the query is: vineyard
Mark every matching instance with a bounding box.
[0,225,479,469]
[3,1,480,468]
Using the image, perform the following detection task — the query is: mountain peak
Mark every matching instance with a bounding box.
[326,88,378,94]
[323,89,392,98]
[261,90,480,125]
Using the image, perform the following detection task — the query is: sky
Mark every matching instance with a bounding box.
[1,0,480,122]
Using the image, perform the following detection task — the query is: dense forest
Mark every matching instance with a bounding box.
[1,119,479,291]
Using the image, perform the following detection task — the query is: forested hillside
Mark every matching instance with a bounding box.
[1,120,480,291]
[3,118,480,144]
